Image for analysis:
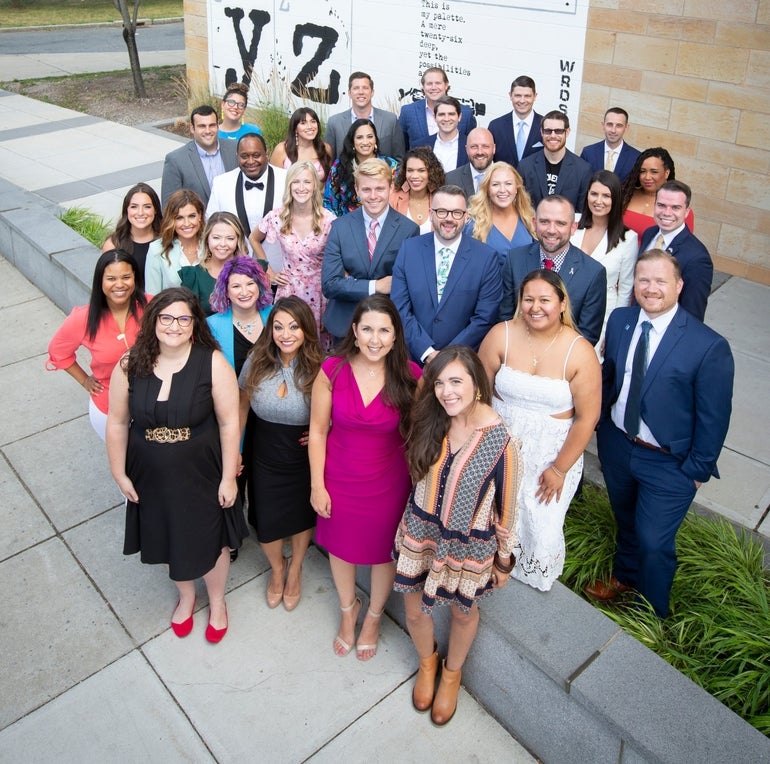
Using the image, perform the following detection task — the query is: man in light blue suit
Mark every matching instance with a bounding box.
[579,107,640,184]
[391,185,502,364]
[499,196,606,346]
[586,250,733,618]
[322,159,419,340]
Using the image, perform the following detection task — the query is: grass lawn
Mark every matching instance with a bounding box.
[0,0,182,28]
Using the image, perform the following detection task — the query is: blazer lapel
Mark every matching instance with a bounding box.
[437,237,471,308]
[233,172,251,237]
[641,308,686,395]
[422,236,439,310]
[349,212,372,273]
[615,308,638,399]
[262,165,275,216]
[559,247,582,283]
[189,142,210,195]
[371,213,398,271]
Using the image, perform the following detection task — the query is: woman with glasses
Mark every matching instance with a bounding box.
[107,287,248,644]
[218,83,262,141]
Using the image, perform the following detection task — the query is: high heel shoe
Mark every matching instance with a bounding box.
[431,660,462,726]
[266,558,287,609]
[333,597,362,656]
[283,562,302,612]
[171,597,196,638]
[356,606,383,661]
[205,603,228,644]
[412,642,440,711]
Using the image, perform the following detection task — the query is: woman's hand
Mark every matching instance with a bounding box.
[82,375,104,396]
[536,466,564,505]
[218,477,238,508]
[491,566,511,590]
[311,485,331,518]
[493,522,510,544]
[298,430,309,447]
[115,475,138,503]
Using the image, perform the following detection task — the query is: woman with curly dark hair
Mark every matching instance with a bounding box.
[388,146,445,233]
[239,296,323,610]
[323,118,399,216]
[309,295,420,661]
[102,183,161,273]
[269,107,333,181]
[107,286,248,644]
[621,147,694,242]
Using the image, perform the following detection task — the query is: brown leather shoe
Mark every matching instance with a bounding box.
[413,644,440,712]
[431,660,462,726]
[584,577,632,600]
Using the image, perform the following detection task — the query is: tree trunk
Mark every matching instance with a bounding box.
[113,0,147,98]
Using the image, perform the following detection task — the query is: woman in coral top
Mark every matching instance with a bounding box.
[47,249,148,439]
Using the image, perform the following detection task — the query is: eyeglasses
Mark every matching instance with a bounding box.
[158,314,194,328]
[431,208,466,220]
[541,128,566,136]
[223,99,246,110]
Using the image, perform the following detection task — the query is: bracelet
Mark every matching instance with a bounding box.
[493,551,514,575]
[550,464,565,479]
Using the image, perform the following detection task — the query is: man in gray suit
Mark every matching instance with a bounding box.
[161,104,238,207]
[322,158,419,340]
[445,127,496,199]
[325,72,405,162]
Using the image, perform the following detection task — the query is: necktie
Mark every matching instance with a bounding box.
[244,180,264,191]
[473,173,483,193]
[605,149,616,171]
[653,233,666,251]
[367,219,379,261]
[543,258,555,270]
[515,121,527,161]
[624,321,652,438]
[436,247,452,300]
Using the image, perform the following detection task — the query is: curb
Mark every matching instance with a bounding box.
[0,17,182,33]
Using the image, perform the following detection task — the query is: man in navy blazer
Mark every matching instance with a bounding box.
[398,66,476,151]
[640,180,712,322]
[579,107,640,183]
[322,159,419,340]
[161,105,238,207]
[391,185,501,363]
[415,96,469,173]
[518,110,593,214]
[586,250,733,618]
[499,196,606,346]
[487,75,543,168]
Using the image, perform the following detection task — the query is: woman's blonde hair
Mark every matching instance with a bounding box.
[279,161,326,236]
[201,211,248,263]
[467,162,535,242]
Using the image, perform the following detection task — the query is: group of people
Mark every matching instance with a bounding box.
[45,65,735,726]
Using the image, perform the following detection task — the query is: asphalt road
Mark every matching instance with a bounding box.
[0,20,183,54]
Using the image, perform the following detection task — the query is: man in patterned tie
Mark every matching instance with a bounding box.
[579,107,640,183]
[391,185,502,363]
[586,250,733,618]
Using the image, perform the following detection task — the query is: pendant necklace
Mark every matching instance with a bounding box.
[526,325,563,368]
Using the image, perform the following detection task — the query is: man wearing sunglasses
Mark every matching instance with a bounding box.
[391,185,502,364]
[518,110,592,214]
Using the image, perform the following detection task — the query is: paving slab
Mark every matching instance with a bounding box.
[0,295,64,366]
[0,537,133,730]
[723,351,770,466]
[705,277,770,361]
[0,651,214,763]
[308,680,535,763]
[0,253,40,307]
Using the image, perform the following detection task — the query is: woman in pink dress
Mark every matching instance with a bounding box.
[309,295,420,661]
[251,161,336,350]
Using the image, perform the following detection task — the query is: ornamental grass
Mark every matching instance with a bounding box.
[59,206,111,248]
[562,485,770,736]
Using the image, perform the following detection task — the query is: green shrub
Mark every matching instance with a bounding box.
[59,206,111,248]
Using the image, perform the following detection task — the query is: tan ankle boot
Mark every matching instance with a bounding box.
[431,660,462,726]
[412,644,440,712]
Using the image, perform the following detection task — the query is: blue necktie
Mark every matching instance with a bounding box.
[624,321,652,438]
[515,121,527,161]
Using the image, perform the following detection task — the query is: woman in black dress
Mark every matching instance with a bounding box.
[102,183,161,275]
[106,287,248,643]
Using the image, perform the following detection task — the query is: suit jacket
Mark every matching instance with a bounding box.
[418,133,468,172]
[518,149,593,213]
[325,107,405,162]
[445,163,477,199]
[488,111,543,168]
[398,100,477,152]
[206,166,287,239]
[640,226,712,322]
[579,140,640,184]
[321,207,419,337]
[601,305,734,481]
[391,233,502,361]
[161,139,238,207]
[499,242,607,346]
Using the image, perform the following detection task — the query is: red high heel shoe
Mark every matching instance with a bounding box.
[205,603,228,644]
[171,597,196,638]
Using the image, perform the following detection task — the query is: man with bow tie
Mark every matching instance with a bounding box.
[206,132,286,246]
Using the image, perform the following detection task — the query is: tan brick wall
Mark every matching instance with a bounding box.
[184,0,770,284]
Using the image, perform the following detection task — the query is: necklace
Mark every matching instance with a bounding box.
[235,317,261,336]
[525,325,563,368]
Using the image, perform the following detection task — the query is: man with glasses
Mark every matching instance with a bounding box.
[391,185,501,364]
[518,110,592,213]
[161,105,238,206]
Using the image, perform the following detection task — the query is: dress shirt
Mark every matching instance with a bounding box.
[651,223,686,250]
[241,171,270,230]
[351,108,374,124]
[195,142,225,187]
[611,304,679,444]
[512,112,535,143]
[433,133,460,172]
[605,141,624,171]
[425,102,438,135]
[362,207,389,294]
[540,245,569,273]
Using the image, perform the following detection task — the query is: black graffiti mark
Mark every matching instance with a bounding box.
[223,7,271,88]
[290,23,341,104]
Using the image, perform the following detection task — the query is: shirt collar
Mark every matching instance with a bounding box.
[362,207,389,228]
[195,141,220,158]
[639,303,678,334]
[657,223,686,247]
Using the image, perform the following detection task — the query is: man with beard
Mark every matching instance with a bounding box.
[445,127,496,199]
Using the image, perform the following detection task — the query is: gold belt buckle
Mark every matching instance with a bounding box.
[145,426,191,443]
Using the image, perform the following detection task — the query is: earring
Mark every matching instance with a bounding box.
[475,391,481,401]
[354,339,359,348]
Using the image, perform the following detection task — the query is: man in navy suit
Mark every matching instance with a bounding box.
[391,184,501,363]
[586,250,733,618]
[322,158,419,340]
[398,67,476,151]
[416,96,468,173]
[579,107,640,184]
[488,75,543,168]
[161,105,238,206]
[518,111,593,214]
[445,127,496,199]
[640,180,712,321]
[499,196,607,346]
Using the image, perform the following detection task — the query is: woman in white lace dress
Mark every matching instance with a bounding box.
[479,269,601,591]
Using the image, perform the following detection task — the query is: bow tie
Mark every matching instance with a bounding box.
[244,180,264,191]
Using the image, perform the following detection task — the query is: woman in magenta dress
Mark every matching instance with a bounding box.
[309,295,420,661]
